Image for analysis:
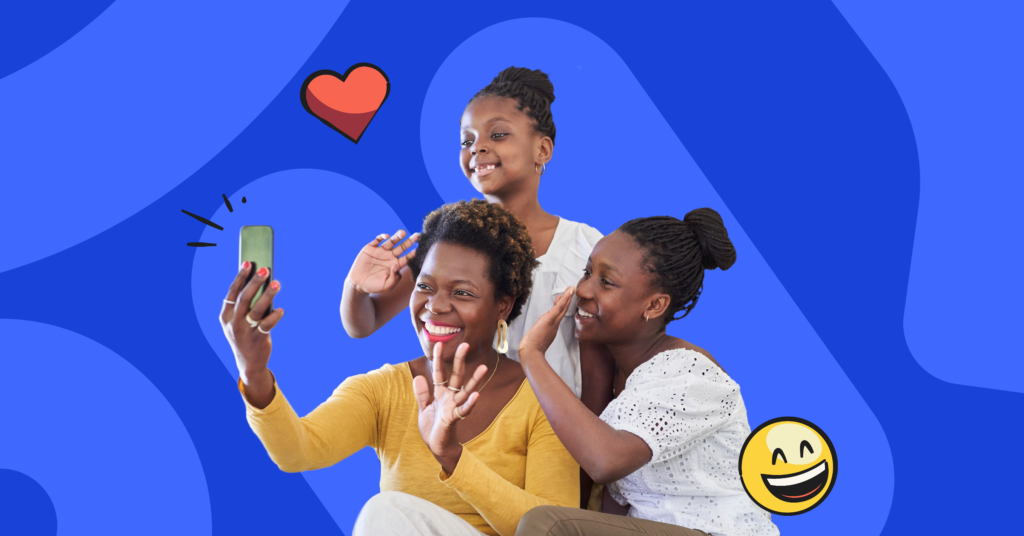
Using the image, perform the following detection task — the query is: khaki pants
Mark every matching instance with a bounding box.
[516,505,711,536]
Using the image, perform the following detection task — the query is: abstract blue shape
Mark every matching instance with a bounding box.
[0,0,114,80]
[0,469,57,536]
[832,1,1024,394]
[422,18,894,536]
[0,0,349,275]
[191,169,420,535]
[0,320,211,534]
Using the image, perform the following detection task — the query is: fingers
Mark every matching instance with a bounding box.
[258,307,285,333]
[448,343,469,390]
[392,232,419,257]
[249,279,281,320]
[455,391,481,420]
[395,247,417,271]
[367,233,390,248]
[454,364,489,406]
[412,375,431,412]
[431,341,447,388]
[556,286,576,316]
[221,262,251,324]
[379,229,406,251]
[233,265,270,326]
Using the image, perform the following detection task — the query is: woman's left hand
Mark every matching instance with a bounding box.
[518,286,575,361]
[413,341,489,474]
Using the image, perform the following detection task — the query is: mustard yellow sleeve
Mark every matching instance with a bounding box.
[239,367,390,473]
[440,404,580,536]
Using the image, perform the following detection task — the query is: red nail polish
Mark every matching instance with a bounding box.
[270,281,279,290]
[258,267,268,277]
[242,261,250,270]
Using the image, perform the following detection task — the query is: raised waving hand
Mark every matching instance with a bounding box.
[412,341,489,474]
[345,230,419,294]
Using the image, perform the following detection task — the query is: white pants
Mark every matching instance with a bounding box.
[352,491,487,536]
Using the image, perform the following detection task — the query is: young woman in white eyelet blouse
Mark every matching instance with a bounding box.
[517,209,780,536]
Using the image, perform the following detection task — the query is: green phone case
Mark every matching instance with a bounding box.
[239,225,274,316]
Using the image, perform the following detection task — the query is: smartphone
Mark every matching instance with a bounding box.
[239,225,274,317]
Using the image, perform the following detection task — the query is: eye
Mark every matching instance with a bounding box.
[491,133,507,140]
[601,278,614,287]
[460,140,473,148]
[454,290,475,297]
[772,448,788,465]
[800,440,814,458]
[416,283,433,292]
[582,268,592,277]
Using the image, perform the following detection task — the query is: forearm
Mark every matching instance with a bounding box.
[240,373,375,473]
[340,278,380,338]
[579,341,615,416]
[443,448,577,536]
[520,348,648,484]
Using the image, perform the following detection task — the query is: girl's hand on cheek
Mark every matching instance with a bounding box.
[519,286,574,362]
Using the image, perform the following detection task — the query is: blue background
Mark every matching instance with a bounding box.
[1,1,1020,535]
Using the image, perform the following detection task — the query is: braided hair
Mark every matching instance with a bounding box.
[618,208,736,325]
[470,66,557,144]
[408,200,540,323]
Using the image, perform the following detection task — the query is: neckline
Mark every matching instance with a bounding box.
[401,362,530,445]
[624,347,714,391]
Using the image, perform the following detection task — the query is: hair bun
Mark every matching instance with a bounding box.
[491,66,555,105]
[683,208,736,271]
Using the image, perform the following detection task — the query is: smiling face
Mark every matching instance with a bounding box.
[739,418,838,515]
[410,241,513,363]
[460,95,551,197]
[574,230,667,344]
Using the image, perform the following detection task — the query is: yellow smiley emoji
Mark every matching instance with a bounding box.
[739,417,837,515]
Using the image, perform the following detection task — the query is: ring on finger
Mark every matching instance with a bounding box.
[453,406,466,420]
[447,385,462,392]
[433,380,448,386]
[224,299,236,305]
[245,313,260,328]
[257,325,271,335]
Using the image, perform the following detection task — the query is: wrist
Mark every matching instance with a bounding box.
[435,444,463,475]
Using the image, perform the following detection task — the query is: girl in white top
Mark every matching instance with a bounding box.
[339,67,613,503]
[517,209,780,536]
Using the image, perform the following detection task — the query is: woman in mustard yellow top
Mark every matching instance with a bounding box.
[218,200,579,536]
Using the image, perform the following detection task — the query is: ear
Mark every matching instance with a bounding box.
[536,135,553,166]
[644,293,672,323]
[497,294,515,321]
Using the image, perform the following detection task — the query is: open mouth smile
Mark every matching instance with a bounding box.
[761,460,829,502]
[472,163,499,178]
[422,321,463,343]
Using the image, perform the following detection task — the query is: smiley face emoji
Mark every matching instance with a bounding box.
[739,417,837,515]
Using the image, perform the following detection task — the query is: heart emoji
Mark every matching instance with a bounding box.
[300,64,390,143]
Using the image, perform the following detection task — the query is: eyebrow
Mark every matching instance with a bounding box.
[420,274,480,290]
[487,116,511,124]
[598,262,620,275]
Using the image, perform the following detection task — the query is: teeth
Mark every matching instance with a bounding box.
[766,461,827,487]
[475,164,496,171]
[578,309,595,318]
[425,324,462,335]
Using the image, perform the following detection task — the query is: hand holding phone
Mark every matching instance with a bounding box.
[239,225,274,318]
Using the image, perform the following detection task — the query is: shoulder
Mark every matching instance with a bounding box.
[545,218,603,290]
[338,361,412,394]
[559,218,604,249]
[627,348,737,392]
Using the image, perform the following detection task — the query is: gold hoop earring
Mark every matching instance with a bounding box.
[496,319,509,354]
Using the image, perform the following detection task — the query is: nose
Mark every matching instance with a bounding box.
[575,273,594,300]
[425,293,452,315]
[471,140,488,155]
